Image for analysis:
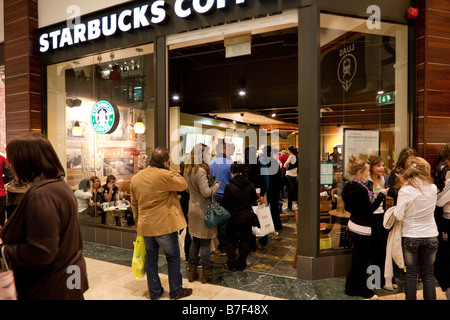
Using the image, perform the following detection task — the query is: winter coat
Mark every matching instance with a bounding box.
[0,179,88,300]
[222,174,259,225]
[184,167,219,239]
[342,180,386,228]
[131,165,188,237]
[383,206,404,289]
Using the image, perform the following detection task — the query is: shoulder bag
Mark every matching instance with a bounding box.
[204,188,230,229]
[0,246,18,300]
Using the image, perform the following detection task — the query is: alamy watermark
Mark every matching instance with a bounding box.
[170,122,281,175]
[366,5,381,30]
[66,265,81,290]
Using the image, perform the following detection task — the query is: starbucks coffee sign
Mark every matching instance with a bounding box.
[91,100,120,134]
[39,0,253,52]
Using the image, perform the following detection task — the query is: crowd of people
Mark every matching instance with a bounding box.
[3,132,449,301]
[74,174,135,227]
[343,145,450,300]
[129,141,298,300]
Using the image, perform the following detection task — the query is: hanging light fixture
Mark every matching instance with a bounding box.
[238,76,246,96]
[72,121,82,136]
[134,116,145,134]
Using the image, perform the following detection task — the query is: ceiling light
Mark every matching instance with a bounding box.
[233,120,237,124]
[377,90,384,95]
[173,94,180,101]
[271,113,276,117]
[238,89,246,96]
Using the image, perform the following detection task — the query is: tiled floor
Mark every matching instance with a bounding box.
[84,258,284,300]
[83,255,447,301]
[82,208,448,301]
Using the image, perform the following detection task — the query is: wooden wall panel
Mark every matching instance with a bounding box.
[427,37,450,65]
[427,91,450,117]
[427,64,450,91]
[427,0,450,11]
[427,9,450,39]
[4,0,42,142]
[416,0,450,167]
[426,118,450,143]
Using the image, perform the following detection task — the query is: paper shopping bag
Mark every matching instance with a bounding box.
[1,247,17,300]
[132,236,146,279]
[251,204,275,237]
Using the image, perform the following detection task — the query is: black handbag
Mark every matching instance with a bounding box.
[204,188,230,229]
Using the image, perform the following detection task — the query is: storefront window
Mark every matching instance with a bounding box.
[319,14,408,251]
[46,44,155,228]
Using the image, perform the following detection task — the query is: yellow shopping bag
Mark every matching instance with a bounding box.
[132,236,146,279]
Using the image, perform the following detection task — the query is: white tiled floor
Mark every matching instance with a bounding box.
[84,258,285,300]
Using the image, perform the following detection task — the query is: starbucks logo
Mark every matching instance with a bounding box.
[91,100,120,134]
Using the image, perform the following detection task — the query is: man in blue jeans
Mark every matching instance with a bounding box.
[131,147,192,300]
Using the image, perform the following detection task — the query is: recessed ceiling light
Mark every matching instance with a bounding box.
[271,113,276,117]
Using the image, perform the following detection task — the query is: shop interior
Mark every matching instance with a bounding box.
[53,13,407,261]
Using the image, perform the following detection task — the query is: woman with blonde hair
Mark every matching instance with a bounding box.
[184,143,220,283]
[367,155,392,290]
[394,157,438,300]
[342,156,388,299]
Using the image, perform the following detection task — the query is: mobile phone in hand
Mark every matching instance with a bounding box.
[208,175,216,187]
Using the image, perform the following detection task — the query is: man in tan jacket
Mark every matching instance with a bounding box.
[131,147,192,300]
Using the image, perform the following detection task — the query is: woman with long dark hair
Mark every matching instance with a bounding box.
[0,133,88,299]
[387,147,418,205]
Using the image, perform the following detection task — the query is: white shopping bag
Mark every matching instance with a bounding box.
[251,204,275,237]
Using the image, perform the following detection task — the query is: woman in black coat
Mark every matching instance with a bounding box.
[342,156,387,300]
[223,163,261,271]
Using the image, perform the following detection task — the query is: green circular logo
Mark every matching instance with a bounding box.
[91,100,119,134]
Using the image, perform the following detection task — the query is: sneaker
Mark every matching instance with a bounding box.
[364,294,379,300]
[173,287,193,300]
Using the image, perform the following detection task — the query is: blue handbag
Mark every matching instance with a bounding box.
[204,188,230,229]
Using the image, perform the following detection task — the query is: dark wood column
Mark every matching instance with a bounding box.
[415,0,450,167]
[4,0,42,143]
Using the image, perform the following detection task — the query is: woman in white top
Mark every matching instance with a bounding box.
[74,178,93,215]
[394,157,439,300]
[283,146,298,210]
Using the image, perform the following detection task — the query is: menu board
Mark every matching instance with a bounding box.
[343,129,380,173]
[320,161,334,185]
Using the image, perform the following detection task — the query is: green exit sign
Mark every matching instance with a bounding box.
[377,92,395,106]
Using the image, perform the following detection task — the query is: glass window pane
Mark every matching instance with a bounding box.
[47,44,154,228]
[319,14,408,252]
